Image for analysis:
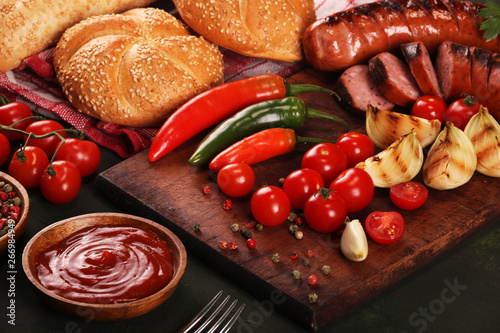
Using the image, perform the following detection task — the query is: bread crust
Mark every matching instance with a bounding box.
[0,0,157,72]
[54,8,224,128]
[172,0,315,62]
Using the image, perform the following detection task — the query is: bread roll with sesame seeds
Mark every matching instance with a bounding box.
[54,7,224,128]
[172,0,315,62]
[0,0,158,73]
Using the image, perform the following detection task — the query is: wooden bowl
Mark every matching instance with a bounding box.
[22,213,187,321]
[0,171,30,253]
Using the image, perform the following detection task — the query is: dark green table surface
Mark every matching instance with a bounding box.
[1,143,499,333]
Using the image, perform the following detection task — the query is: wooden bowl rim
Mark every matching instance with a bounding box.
[22,212,187,311]
[0,171,30,248]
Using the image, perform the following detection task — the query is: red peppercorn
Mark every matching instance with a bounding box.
[0,192,8,201]
[290,253,298,260]
[228,242,238,250]
[246,238,256,249]
[307,275,318,286]
[202,185,211,195]
[246,221,256,228]
[306,249,314,258]
[219,241,228,249]
[294,216,304,226]
[222,199,232,210]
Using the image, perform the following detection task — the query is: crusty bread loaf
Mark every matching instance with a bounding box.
[0,0,158,73]
[54,7,224,128]
[172,0,316,62]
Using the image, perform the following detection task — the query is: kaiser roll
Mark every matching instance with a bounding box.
[54,7,224,128]
[0,0,158,73]
[172,0,316,62]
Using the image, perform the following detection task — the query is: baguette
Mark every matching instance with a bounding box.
[172,0,315,62]
[0,0,158,73]
[54,7,224,128]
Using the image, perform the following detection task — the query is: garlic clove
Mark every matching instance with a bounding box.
[356,130,424,188]
[366,105,441,149]
[464,106,500,177]
[340,219,368,262]
[423,121,477,190]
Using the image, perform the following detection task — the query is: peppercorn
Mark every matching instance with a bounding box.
[295,231,304,240]
[321,265,331,275]
[202,185,211,195]
[302,257,310,266]
[228,242,238,250]
[255,224,263,232]
[271,253,281,263]
[278,177,285,186]
[246,238,256,249]
[306,249,314,258]
[192,224,201,231]
[219,241,228,249]
[292,270,301,280]
[294,216,304,226]
[230,223,240,232]
[307,274,318,286]
[308,293,319,304]
[289,224,299,235]
[287,212,298,222]
[222,199,232,210]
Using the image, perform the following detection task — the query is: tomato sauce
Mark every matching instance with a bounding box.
[35,225,174,304]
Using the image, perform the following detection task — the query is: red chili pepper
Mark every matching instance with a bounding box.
[209,128,329,173]
[147,74,335,162]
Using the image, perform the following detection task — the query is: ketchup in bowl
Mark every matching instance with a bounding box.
[34,225,174,304]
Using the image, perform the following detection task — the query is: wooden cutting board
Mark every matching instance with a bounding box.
[95,67,500,330]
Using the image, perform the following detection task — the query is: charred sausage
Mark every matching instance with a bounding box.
[303,0,500,72]
[401,41,443,98]
[335,64,395,115]
[435,41,473,102]
[368,52,422,107]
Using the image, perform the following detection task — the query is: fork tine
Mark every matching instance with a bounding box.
[205,299,238,333]
[178,290,223,333]
[219,303,245,333]
[193,295,231,333]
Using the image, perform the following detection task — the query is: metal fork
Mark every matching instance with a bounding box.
[178,290,246,333]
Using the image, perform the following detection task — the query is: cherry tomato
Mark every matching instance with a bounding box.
[250,186,290,227]
[217,163,255,197]
[24,120,67,157]
[390,181,428,210]
[40,160,81,204]
[411,95,447,122]
[0,102,34,141]
[282,168,324,210]
[304,188,347,233]
[329,168,374,213]
[365,211,405,244]
[8,146,49,188]
[55,138,101,177]
[301,143,347,187]
[444,95,481,130]
[336,132,375,168]
[0,133,10,166]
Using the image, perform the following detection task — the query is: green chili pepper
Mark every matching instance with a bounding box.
[188,96,349,166]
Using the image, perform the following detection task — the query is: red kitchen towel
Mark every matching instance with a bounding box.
[0,0,374,159]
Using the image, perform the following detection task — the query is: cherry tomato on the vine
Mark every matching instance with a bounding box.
[301,143,347,187]
[390,181,428,210]
[0,133,10,166]
[336,132,374,168]
[217,163,255,197]
[329,168,374,213]
[250,186,290,227]
[411,95,447,123]
[444,95,481,130]
[55,138,101,177]
[0,101,34,141]
[304,188,347,233]
[8,146,49,188]
[40,160,81,204]
[365,211,405,244]
[25,120,67,157]
[282,168,324,210]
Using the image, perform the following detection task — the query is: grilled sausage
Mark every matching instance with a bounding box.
[470,46,493,103]
[335,64,395,115]
[368,52,422,107]
[484,54,500,121]
[401,41,443,98]
[435,41,473,102]
[303,0,500,72]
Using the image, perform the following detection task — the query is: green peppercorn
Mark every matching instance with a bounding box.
[292,270,301,280]
[289,224,299,235]
[192,224,201,231]
[308,293,319,304]
[271,253,281,263]
[321,265,331,275]
[287,212,298,222]
[255,223,263,232]
[302,257,309,266]
[230,223,240,232]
